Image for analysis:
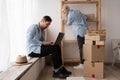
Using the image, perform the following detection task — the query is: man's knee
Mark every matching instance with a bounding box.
[28,52,40,57]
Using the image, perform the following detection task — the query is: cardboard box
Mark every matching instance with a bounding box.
[85,39,96,45]
[85,39,105,45]
[83,61,104,79]
[85,35,105,41]
[83,44,104,62]
[96,40,105,45]
[86,14,95,21]
[86,30,106,35]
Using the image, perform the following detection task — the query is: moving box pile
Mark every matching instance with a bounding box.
[83,30,106,79]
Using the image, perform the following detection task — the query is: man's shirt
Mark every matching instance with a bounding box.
[26,24,45,54]
[67,10,88,38]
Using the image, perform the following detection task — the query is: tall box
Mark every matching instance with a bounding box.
[83,61,104,79]
[83,44,105,62]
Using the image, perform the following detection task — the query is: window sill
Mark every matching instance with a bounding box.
[0,58,39,80]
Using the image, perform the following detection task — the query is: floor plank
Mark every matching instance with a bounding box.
[37,64,120,80]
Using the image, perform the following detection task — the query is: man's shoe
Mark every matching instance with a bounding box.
[61,67,72,75]
[53,69,69,79]
[73,64,84,69]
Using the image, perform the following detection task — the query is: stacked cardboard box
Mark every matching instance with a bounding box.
[83,30,106,79]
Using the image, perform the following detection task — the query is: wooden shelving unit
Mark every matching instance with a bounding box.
[60,0,101,64]
[62,0,99,4]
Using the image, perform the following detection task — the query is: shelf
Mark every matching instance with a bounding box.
[61,0,101,64]
[62,1,98,4]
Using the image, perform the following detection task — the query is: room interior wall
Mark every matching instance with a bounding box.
[101,0,120,62]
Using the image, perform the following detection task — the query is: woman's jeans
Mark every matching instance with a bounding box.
[77,35,85,64]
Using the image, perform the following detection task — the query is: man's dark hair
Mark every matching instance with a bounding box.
[43,15,52,22]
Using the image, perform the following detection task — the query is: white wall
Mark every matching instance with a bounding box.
[33,0,61,42]
[38,0,120,63]
[101,0,120,62]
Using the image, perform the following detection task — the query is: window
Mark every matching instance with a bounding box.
[0,0,42,71]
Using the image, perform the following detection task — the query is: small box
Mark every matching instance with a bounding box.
[96,40,105,45]
[85,39,96,45]
[83,61,104,79]
[85,39,105,45]
[86,14,95,21]
[86,30,106,35]
[83,44,105,62]
[85,35,105,41]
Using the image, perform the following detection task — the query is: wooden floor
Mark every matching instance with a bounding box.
[37,64,120,80]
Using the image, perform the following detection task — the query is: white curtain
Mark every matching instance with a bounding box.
[0,0,41,71]
[7,0,32,62]
[0,0,10,71]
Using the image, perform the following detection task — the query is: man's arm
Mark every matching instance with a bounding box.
[27,25,42,46]
[66,14,73,26]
